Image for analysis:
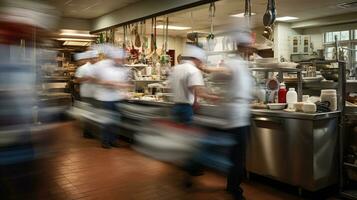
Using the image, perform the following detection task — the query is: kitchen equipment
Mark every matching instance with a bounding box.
[266,78,279,103]
[267,103,287,110]
[321,89,337,111]
[306,66,317,77]
[263,0,276,26]
[320,68,339,81]
[294,102,304,112]
[316,101,331,113]
[303,95,310,102]
[302,102,317,113]
[248,111,339,191]
[286,88,297,109]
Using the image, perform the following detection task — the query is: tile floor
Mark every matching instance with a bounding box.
[0,122,339,200]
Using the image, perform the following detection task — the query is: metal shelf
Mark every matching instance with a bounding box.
[250,67,302,73]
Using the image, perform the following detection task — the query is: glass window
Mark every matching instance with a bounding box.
[333,32,341,41]
[325,32,333,43]
[325,47,335,60]
[341,30,350,41]
[355,30,357,40]
[355,45,357,62]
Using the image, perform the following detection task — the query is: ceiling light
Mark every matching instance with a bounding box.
[56,38,95,42]
[59,29,97,38]
[276,16,299,21]
[156,25,191,30]
[231,12,256,18]
[63,41,91,46]
[60,32,97,37]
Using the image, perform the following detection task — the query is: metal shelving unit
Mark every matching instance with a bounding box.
[250,67,303,101]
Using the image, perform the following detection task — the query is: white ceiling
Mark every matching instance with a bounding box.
[48,0,141,19]
[163,0,357,33]
[109,0,357,37]
[49,0,357,33]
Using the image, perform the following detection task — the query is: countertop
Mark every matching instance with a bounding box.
[125,100,341,120]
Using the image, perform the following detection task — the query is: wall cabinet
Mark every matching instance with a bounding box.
[290,35,311,54]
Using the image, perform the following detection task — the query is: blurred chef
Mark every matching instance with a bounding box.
[199,30,253,200]
[169,44,220,124]
[93,48,132,149]
[74,50,99,138]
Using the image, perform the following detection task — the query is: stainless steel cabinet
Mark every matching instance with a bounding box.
[247,110,340,191]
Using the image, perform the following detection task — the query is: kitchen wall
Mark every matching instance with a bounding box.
[273,22,302,61]
[92,0,211,32]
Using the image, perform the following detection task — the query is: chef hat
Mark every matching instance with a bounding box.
[108,48,126,59]
[226,27,253,46]
[181,44,207,62]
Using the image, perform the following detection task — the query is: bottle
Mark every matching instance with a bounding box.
[286,88,297,109]
[278,82,287,103]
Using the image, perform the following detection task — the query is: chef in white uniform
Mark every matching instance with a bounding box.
[74,50,99,138]
[75,50,99,103]
[93,48,132,149]
[199,31,253,200]
[169,44,220,124]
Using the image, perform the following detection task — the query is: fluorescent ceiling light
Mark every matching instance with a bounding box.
[156,25,191,30]
[276,16,299,21]
[60,32,97,37]
[59,29,97,38]
[56,38,95,42]
[63,41,91,46]
[231,12,256,17]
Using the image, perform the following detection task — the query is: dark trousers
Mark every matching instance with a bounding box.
[81,97,94,138]
[99,101,120,146]
[226,126,249,199]
[171,103,193,124]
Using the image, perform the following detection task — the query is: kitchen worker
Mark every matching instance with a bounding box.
[75,50,99,104]
[199,30,253,200]
[93,48,132,149]
[169,44,220,124]
[74,50,99,138]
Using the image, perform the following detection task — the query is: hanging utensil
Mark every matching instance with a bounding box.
[207,2,216,50]
[150,18,155,52]
[244,0,252,17]
[134,23,141,48]
[263,0,276,26]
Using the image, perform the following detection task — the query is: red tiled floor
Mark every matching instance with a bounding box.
[0,121,339,200]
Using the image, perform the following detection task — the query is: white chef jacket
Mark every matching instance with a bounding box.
[92,59,130,102]
[223,56,253,128]
[169,60,204,105]
[75,62,95,98]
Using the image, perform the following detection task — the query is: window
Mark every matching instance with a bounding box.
[324,30,350,43]
[324,29,357,75]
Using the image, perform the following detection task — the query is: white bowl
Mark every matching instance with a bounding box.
[267,103,287,110]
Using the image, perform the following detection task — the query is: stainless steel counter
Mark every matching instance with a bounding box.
[123,100,340,191]
[251,109,340,120]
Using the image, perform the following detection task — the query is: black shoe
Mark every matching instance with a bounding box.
[102,143,111,149]
[110,142,120,148]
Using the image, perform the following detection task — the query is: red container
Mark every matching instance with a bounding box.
[278,83,287,103]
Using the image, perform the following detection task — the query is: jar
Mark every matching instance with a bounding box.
[286,88,297,109]
[320,89,337,111]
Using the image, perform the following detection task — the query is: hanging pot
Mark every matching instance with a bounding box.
[263,0,276,26]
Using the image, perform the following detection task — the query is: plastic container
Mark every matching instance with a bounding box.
[278,82,287,103]
[286,88,297,109]
[320,89,337,111]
